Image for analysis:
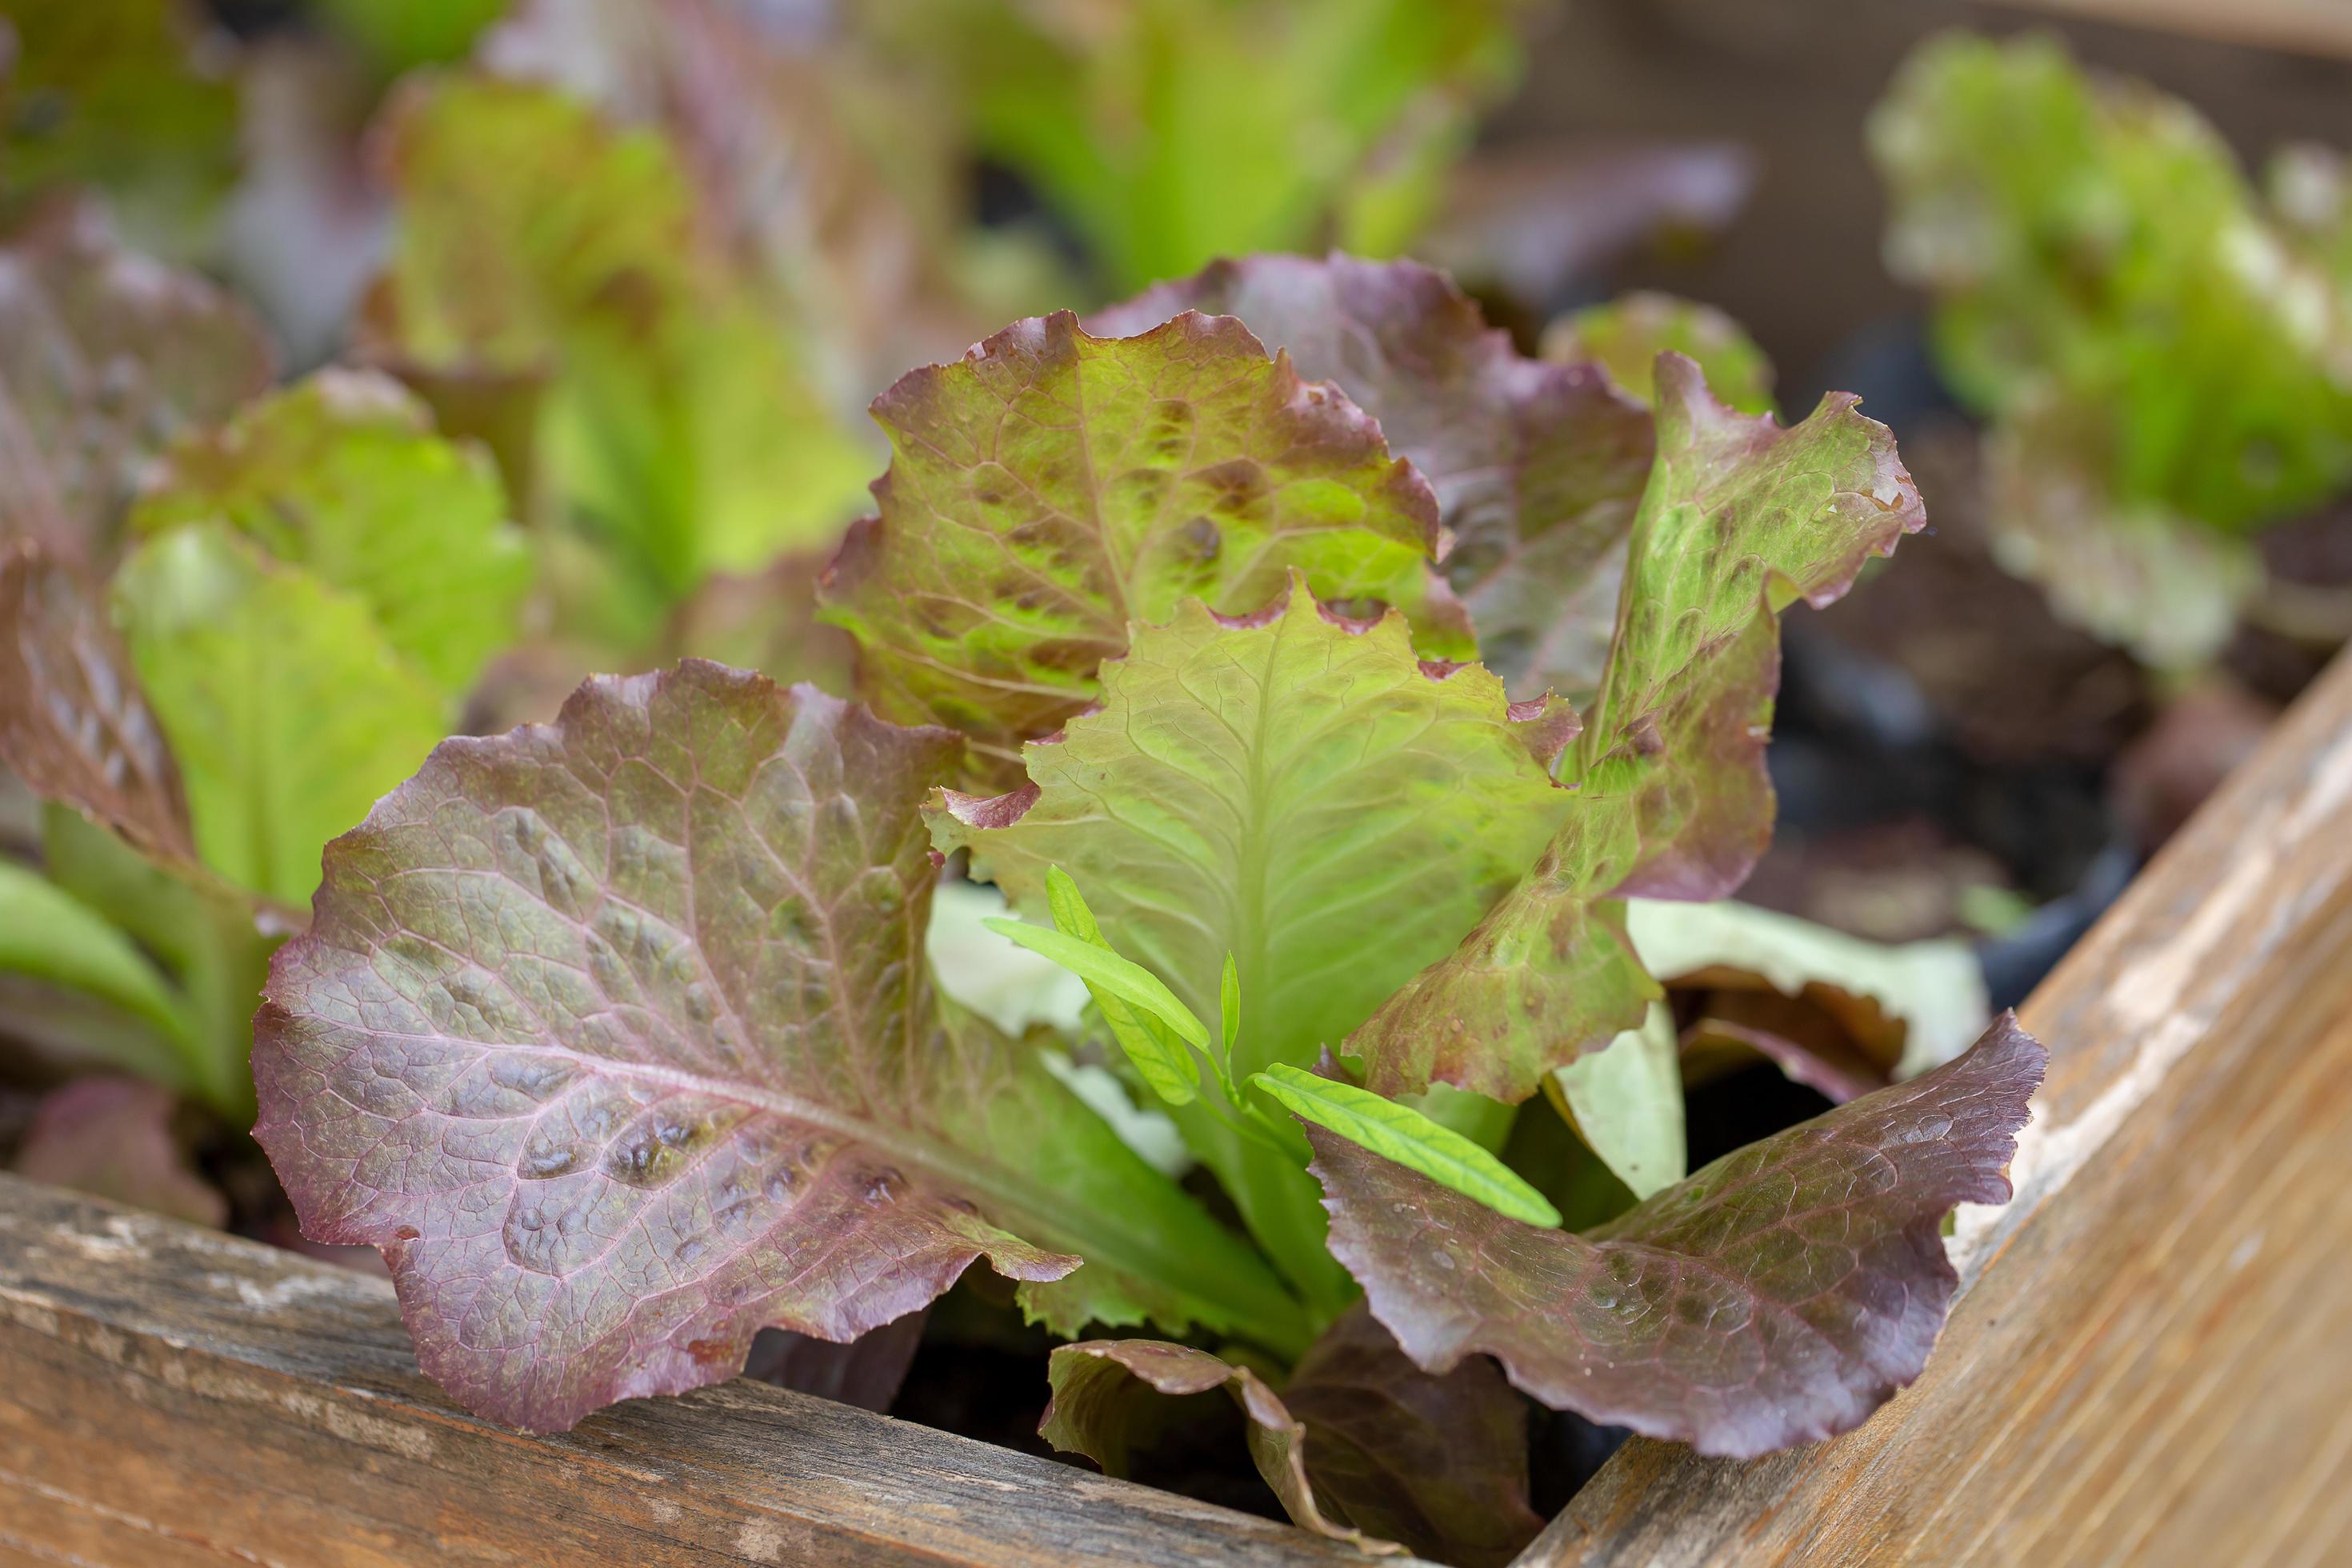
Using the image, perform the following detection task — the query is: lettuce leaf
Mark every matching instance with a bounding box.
[1872,30,2352,533]
[1094,253,1655,702]
[0,0,240,262]
[0,202,273,560]
[1349,355,1925,1102]
[128,369,529,698]
[0,545,195,865]
[1309,1014,2044,1457]
[862,0,1534,291]
[10,1075,226,1228]
[252,662,1307,1432]
[112,526,447,908]
[822,310,1466,782]
[1543,291,1774,416]
[360,75,870,611]
[1043,1307,1542,1562]
[1042,1338,1403,1556]
[930,575,1570,1306]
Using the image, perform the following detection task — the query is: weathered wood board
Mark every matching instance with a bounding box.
[1516,648,2352,1566]
[0,1177,1389,1566]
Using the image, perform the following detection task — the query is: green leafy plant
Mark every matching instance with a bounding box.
[858,0,1545,292]
[1871,30,2352,667]
[247,254,2043,1563]
[0,215,526,1120]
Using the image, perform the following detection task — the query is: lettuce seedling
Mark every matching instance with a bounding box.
[1872,31,2352,667]
[250,256,2044,1561]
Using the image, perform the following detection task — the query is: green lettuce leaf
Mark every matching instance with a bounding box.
[38,805,278,1119]
[1255,1061,1560,1226]
[930,574,1572,1306]
[360,75,870,610]
[128,369,529,698]
[822,310,1467,782]
[252,663,1307,1432]
[110,525,447,906]
[1871,30,2352,533]
[1349,354,1925,1102]
[1544,291,1774,415]
[0,858,195,1092]
[1546,1000,1682,1200]
[863,0,1534,291]
[1093,253,1657,703]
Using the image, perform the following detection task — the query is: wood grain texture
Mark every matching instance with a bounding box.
[1989,0,2352,60]
[1517,646,2352,1566]
[0,1176,1398,1567]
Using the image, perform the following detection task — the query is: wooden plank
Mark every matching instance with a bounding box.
[0,1176,1392,1568]
[1518,646,2352,1565]
[1987,0,2352,61]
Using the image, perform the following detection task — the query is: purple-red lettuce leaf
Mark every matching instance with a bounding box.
[930,575,1574,1311]
[1278,1303,1546,1568]
[0,543,196,866]
[1307,1014,2043,1458]
[1042,1303,1541,1566]
[819,310,1470,785]
[10,1075,227,1229]
[1094,254,1655,703]
[1350,354,1926,1103]
[253,661,1306,1433]
[0,201,274,562]
[1040,1339,1401,1557]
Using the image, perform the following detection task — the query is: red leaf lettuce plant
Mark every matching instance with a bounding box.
[250,255,2044,1562]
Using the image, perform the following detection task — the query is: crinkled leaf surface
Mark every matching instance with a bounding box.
[930,577,1571,1303]
[0,202,273,559]
[821,310,1463,782]
[1040,1338,1402,1557]
[0,544,194,863]
[1311,1014,2044,1458]
[1350,356,1925,1103]
[1544,291,1774,415]
[129,369,529,698]
[1094,254,1656,702]
[362,76,869,601]
[12,1075,226,1229]
[254,662,1304,1432]
[111,526,447,907]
